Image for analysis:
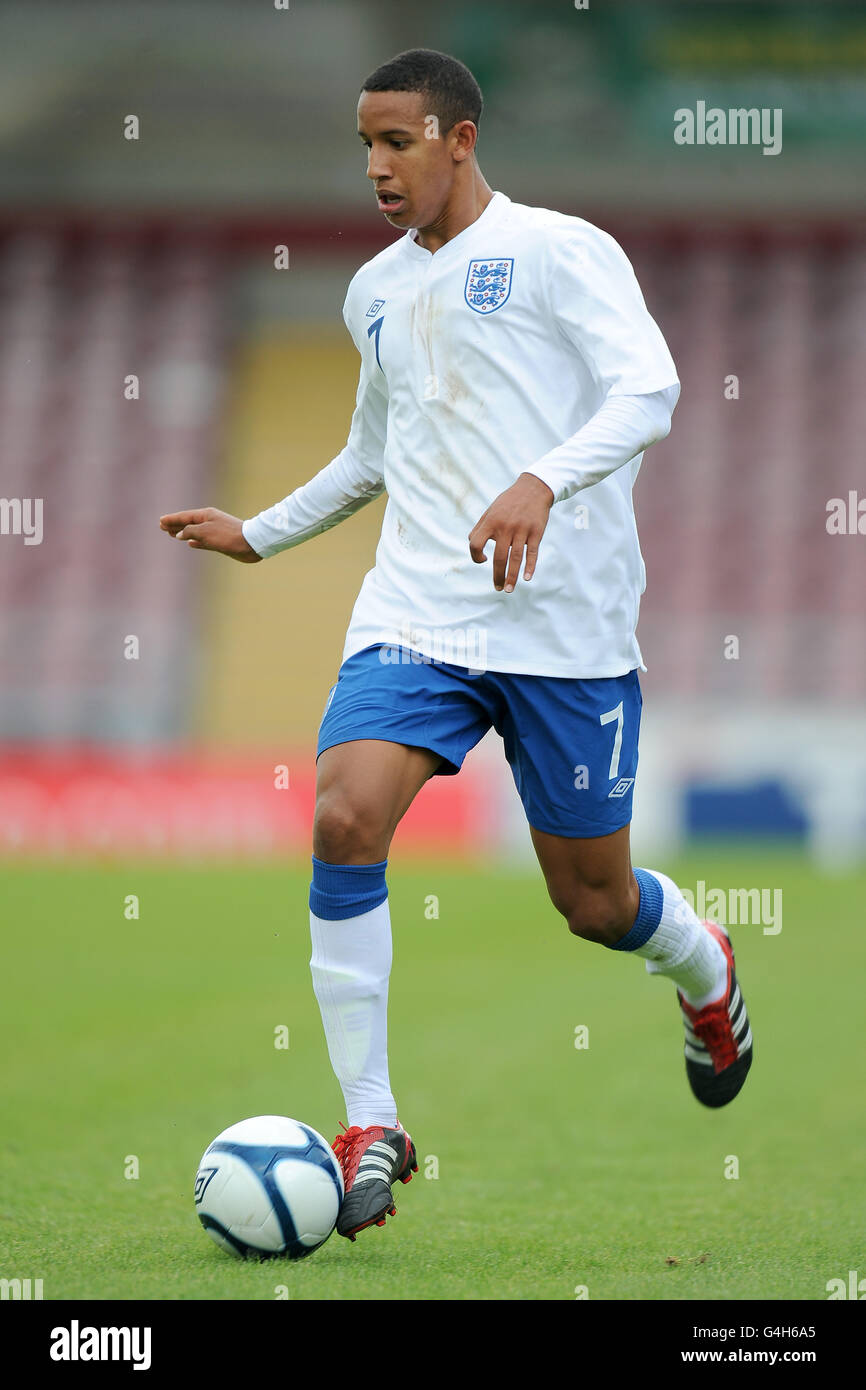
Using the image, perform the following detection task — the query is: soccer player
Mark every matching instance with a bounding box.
[160,49,753,1243]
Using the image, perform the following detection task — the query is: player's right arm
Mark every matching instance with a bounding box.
[160,288,388,562]
[239,433,386,560]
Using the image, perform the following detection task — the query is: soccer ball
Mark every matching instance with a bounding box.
[194,1115,344,1259]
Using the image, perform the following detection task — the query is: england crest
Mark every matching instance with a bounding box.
[464,258,514,315]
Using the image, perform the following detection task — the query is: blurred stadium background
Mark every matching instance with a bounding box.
[1,0,864,867]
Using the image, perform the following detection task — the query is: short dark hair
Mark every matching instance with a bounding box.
[361,48,483,135]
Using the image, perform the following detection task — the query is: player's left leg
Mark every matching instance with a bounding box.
[495,668,753,1107]
[529,823,752,1105]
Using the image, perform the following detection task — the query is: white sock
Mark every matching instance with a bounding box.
[309,897,398,1130]
[635,870,728,1009]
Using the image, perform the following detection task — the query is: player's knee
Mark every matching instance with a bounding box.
[313,794,390,864]
[562,888,635,946]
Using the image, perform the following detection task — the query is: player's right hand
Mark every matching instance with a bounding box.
[159,507,262,563]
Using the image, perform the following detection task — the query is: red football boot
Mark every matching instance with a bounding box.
[331,1121,418,1240]
[678,921,754,1108]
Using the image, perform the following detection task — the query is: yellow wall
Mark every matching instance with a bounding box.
[195,327,386,748]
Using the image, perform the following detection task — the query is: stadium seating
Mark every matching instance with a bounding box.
[0,229,225,741]
[634,231,866,700]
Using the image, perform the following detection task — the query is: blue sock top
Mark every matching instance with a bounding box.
[309,854,388,921]
[608,867,664,951]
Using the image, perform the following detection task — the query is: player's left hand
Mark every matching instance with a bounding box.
[468,472,554,592]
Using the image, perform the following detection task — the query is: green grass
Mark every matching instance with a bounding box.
[1,849,863,1301]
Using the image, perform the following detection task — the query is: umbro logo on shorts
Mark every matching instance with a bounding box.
[608,777,634,798]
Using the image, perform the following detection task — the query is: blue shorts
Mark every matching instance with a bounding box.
[316,644,642,839]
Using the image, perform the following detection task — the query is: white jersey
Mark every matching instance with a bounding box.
[244,191,679,678]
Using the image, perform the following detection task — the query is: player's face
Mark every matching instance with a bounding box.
[357,91,463,232]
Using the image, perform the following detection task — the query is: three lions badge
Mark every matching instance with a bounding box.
[464,258,514,315]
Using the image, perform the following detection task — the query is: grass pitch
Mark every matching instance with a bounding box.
[2,849,863,1301]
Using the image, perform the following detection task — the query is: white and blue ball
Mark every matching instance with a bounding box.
[194,1115,343,1259]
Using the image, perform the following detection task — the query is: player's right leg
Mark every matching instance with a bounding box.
[310,738,438,1238]
[308,645,495,1239]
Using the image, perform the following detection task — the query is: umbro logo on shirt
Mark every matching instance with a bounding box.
[366,298,385,317]
[465,258,514,314]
